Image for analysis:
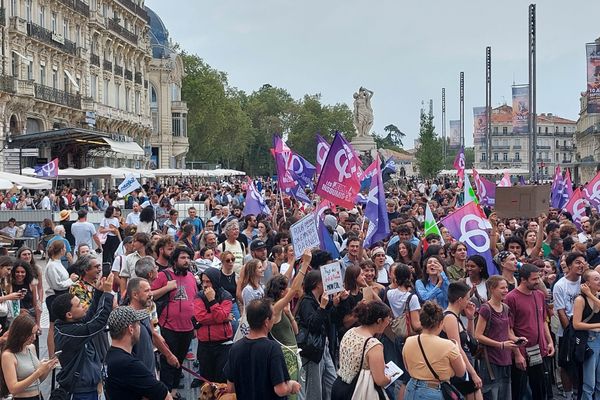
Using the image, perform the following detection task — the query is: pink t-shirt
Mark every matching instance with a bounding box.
[151,268,197,332]
[505,288,549,357]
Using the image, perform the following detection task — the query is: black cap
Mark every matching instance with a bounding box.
[250,239,267,251]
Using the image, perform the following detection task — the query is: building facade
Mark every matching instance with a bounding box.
[574,92,600,183]
[0,0,187,172]
[146,7,187,169]
[473,105,576,179]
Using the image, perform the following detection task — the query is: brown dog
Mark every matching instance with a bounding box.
[198,382,236,400]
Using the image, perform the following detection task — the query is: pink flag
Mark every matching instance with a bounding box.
[564,188,586,229]
[453,148,465,188]
[497,171,511,187]
[316,135,330,176]
[315,132,362,209]
[472,168,496,207]
[564,168,574,199]
[583,170,600,211]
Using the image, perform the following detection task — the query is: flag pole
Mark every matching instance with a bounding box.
[279,190,287,222]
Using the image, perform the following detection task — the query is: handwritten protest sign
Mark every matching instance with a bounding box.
[289,213,320,259]
[321,262,344,295]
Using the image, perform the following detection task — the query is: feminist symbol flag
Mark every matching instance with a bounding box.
[550,166,566,209]
[473,168,496,207]
[35,158,59,178]
[243,178,270,216]
[563,168,574,206]
[441,202,497,277]
[453,148,465,188]
[315,132,362,209]
[272,135,295,190]
[564,188,586,230]
[583,170,600,211]
[316,135,330,176]
[363,163,389,248]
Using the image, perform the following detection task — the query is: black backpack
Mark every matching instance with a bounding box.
[155,270,175,318]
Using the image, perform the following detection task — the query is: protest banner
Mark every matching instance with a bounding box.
[321,261,344,295]
[495,185,551,219]
[289,213,320,259]
[118,173,141,197]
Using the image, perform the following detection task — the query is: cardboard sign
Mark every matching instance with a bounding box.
[289,213,320,259]
[495,185,551,219]
[321,261,344,295]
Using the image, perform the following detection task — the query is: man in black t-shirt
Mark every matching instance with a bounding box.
[105,306,171,400]
[224,298,300,400]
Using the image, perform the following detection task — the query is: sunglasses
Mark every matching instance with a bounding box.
[374,254,386,258]
[224,258,235,262]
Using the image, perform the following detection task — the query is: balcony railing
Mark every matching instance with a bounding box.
[90,53,100,67]
[115,0,149,21]
[27,23,76,56]
[107,18,137,45]
[494,145,510,149]
[56,0,89,17]
[124,69,132,81]
[0,75,15,93]
[135,72,142,85]
[537,145,551,149]
[114,65,123,76]
[560,145,574,151]
[513,145,522,149]
[34,83,81,109]
[103,59,112,72]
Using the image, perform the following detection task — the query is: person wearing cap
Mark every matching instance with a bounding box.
[371,247,390,286]
[52,274,114,399]
[241,239,278,288]
[105,306,171,400]
[58,209,76,247]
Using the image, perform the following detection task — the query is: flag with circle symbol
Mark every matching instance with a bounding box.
[34,158,59,178]
[440,201,497,277]
[583,170,600,212]
[564,187,586,230]
[243,178,270,216]
[315,132,362,209]
[316,134,330,177]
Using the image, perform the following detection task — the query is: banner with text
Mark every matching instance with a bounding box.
[587,43,600,114]
[512,85,529,133]
[289,212,320,259]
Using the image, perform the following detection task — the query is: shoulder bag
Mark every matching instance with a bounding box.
[417,335,465,400]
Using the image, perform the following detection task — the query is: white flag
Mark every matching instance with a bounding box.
[118,173,141,197]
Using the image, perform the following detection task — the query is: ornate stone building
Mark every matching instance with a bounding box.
[0,0,187,172]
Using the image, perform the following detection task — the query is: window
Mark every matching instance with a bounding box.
[555,126,559,133]
[150,85,157,107]
[515,152,520,160]
[492,139,498,146]
[493,153,498,161]
[27,61,32,80]
[135,91,140,114]
[125,87,130,112]
[514,138,520,146]
[538,127,541,133]
[25,0,32,22]
[503,153,508,161]
[75,77,80,94]
[503,127,508,134]
[90,75,97,100]
[51,12,57,33]
[10,0,17,17]
[75,25,81,47]
[11,56,18,78]
[564,127,567,133]
[556,153,559,161]
[481,152,487,162]
[104,79,109,104]
[63,19,69,40]
[545,127,548,134]
[115,83,120,108]
[39,64,46,85]
[563,153,567,161]
[171,84,180,101]
[563,140,567,147]
[39,6,45,27]
[493,127,498,134]
[152,110,159,134]
[63,74,69,93]
[172,113,187,137]
[102,3,108,17]
[52,68,57,89]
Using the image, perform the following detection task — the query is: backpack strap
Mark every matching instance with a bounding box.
[417,335,441,382]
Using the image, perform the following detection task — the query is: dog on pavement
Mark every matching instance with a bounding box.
[198,382,236,400]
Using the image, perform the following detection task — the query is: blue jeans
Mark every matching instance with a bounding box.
[231,302,240,335]
[404,379,443,400]
[71,392,99,400]
[582,330,600,400]
[480,361,512,400]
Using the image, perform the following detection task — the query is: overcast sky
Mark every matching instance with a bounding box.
[145,0,600,149]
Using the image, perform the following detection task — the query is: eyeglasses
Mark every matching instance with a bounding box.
[225,258,235,263]
[374,254,386,258]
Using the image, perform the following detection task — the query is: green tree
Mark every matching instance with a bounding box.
[287,94,354,164]
[181,53,253,168]
[415,108,443,178]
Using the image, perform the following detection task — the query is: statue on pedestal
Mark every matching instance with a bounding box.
[353,87,374,138]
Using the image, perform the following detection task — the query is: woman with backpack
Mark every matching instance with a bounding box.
[0,314,58,399]
[475,276,523,400]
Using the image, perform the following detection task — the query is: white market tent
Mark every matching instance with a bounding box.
[438,168,529,176]
[22,167,245,179]
[0,171,52,189]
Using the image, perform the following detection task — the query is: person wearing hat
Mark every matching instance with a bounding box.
[105,306,171,400]
[57,209,76,247]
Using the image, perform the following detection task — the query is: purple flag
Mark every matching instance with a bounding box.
[583,170,600,211]
[272,136,295,190]
[316,135,330,176]
[441,202,497,277]
[35,158,59,178]
[564,188,586,229]
[563,168,574,206]
[243,179,270,216]
[473,169,496,207]
[364,164,390,247]
[315,200,340,258]
[550,166,565,208]
[288,152,316,189]
[519,176,526,186]
[315,132,362,209]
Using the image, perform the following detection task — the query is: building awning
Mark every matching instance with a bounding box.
[102,138,145,156]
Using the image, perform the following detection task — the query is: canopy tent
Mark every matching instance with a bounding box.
[22,167,156,179]
[0,171,52,189]
[439,168,530,176]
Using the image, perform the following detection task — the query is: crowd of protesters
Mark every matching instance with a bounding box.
[0,176,599,400]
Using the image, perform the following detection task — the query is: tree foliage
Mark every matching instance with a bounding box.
[182,53,354,175]
[415,109,443,178]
